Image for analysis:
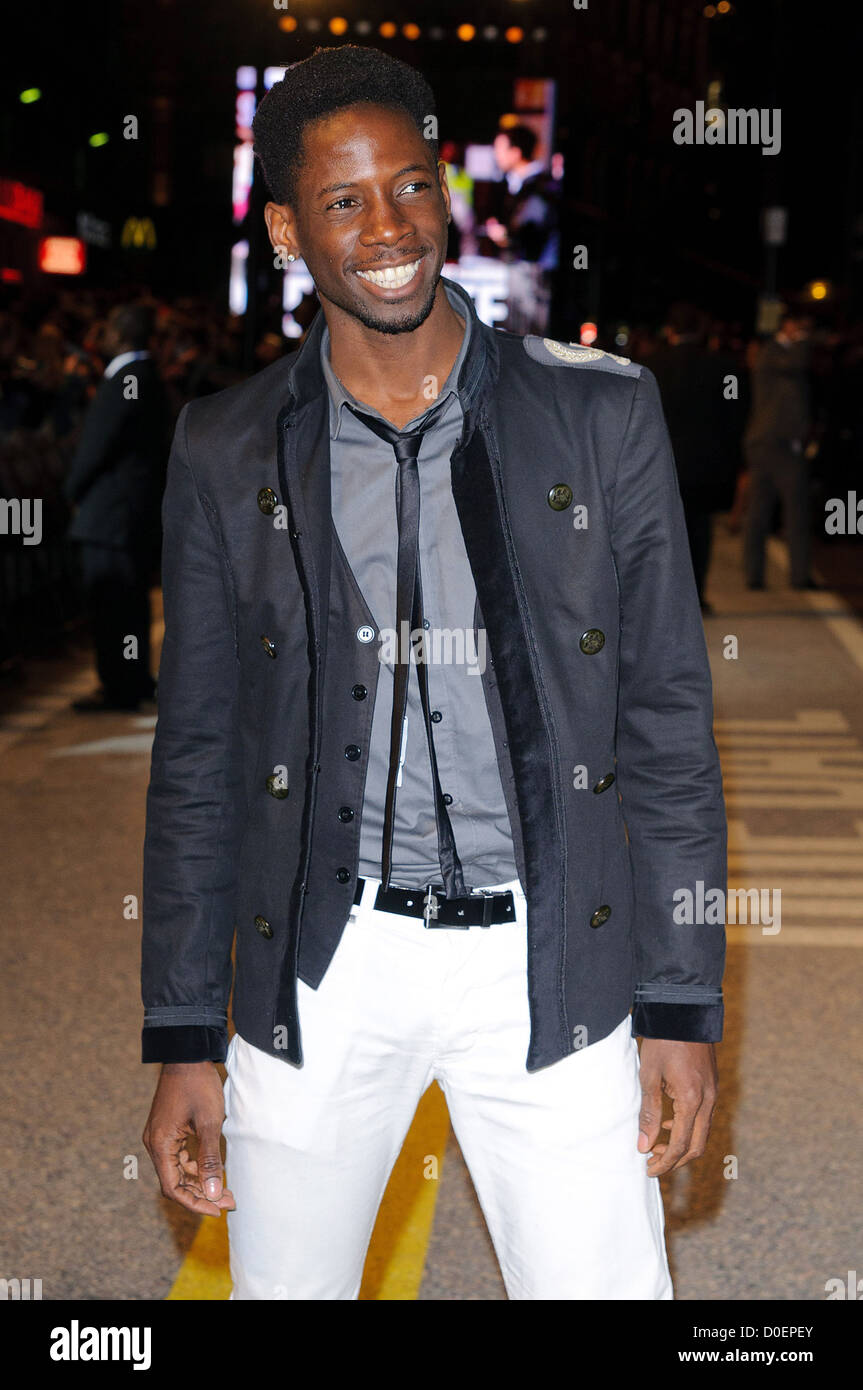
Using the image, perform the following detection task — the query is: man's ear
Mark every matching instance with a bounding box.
[437,160,453,224]
[264,201,300,260]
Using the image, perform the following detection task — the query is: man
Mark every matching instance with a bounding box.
[486,124,559,335]
[649,302,744,613]
[743,310,816,590]
[64,302,168,710]
[142,45,726,1301]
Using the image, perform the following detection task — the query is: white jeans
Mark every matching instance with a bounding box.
[223,876,673,1300]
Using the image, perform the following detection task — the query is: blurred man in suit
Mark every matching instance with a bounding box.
[742,311,815,590]
[650,303,744,613]
[64,302,169,711]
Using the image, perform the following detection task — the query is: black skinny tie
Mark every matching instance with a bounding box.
[347,402,467,899]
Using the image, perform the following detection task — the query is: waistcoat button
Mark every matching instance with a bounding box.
[589,905,612,928]
[335,867,351,884]
[254,914,273,938]
[593,773,615,794]
[257,487,278,515]
[351,684,368,700]
[344,744,361,761]
[338,806,355,822]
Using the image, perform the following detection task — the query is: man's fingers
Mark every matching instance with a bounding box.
[150,1139,235,1216]
[646,1094,701,1176]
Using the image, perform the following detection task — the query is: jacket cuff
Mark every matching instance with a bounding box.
[631,1000,723,1043]
[141,1024,227,1064]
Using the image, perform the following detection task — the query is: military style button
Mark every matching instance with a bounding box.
[344,744,361,761]
[431,710,442,723]
[589,905,612,928]
[266,772,289,799]
[547,483,573,511]
[254,914,273,938]
[593,773,615,794]
[338,806,355,823]
[356,625,375,643]
[443,792,453,805]
[335,867,351,884]
[257,487,278,515]
[260,635,277,658]
[351,683,368,700]
[579,628,606,655]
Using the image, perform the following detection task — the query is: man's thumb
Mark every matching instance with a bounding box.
[197,1125,224,1199]
[638,1085,662,1153]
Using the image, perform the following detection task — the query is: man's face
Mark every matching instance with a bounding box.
[267,103,451,336]
[493,133,519,173]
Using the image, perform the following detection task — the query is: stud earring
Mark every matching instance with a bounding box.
[285,252,296,263]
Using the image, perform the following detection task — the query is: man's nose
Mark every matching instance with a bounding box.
[358,196,415,246]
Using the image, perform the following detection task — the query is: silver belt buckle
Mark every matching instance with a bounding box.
[422,884,440,927]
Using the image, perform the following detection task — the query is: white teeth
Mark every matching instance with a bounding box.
[356,259,421,288]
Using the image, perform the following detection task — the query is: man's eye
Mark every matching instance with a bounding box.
[326,197,357,211]
[401,181,430,195]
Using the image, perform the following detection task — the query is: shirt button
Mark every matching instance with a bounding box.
[579,628,606,655]
[589,905,612,928]
[431,710,442,722]
[443,792,453,805]
[344,744,361,761]
[254,914,273,938]
[335,867,351,884]
[547,483,573,510]
[338,806,355,822]
[351,684,368,700]
[356,625,375,643]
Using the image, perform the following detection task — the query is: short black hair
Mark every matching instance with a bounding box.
[252,44,439,207]
[499,124,538,162]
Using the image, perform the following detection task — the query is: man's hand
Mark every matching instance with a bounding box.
[142,1061,236,1217]
[636,1039,718,1178]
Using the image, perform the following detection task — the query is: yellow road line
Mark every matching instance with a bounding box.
[167,1081,451,1301]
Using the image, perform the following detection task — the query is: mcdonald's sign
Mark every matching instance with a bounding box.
[120,216,157,250]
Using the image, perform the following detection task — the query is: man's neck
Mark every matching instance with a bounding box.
[323,281,466,429]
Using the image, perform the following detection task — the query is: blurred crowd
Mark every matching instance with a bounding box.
[0,286,285,674]
[1,283,862,677]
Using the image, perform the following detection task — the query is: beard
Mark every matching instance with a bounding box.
[324,258,441,335]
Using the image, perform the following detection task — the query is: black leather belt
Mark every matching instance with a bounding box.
[352,877,516,929]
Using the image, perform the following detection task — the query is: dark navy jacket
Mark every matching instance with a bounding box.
[141,277,727,1073]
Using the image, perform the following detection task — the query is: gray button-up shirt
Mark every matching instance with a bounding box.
[321,283,519,890]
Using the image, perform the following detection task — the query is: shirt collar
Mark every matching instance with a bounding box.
[320,279,472,441]
[104,349,150,379]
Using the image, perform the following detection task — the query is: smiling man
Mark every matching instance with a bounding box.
[141,45,727,1301]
